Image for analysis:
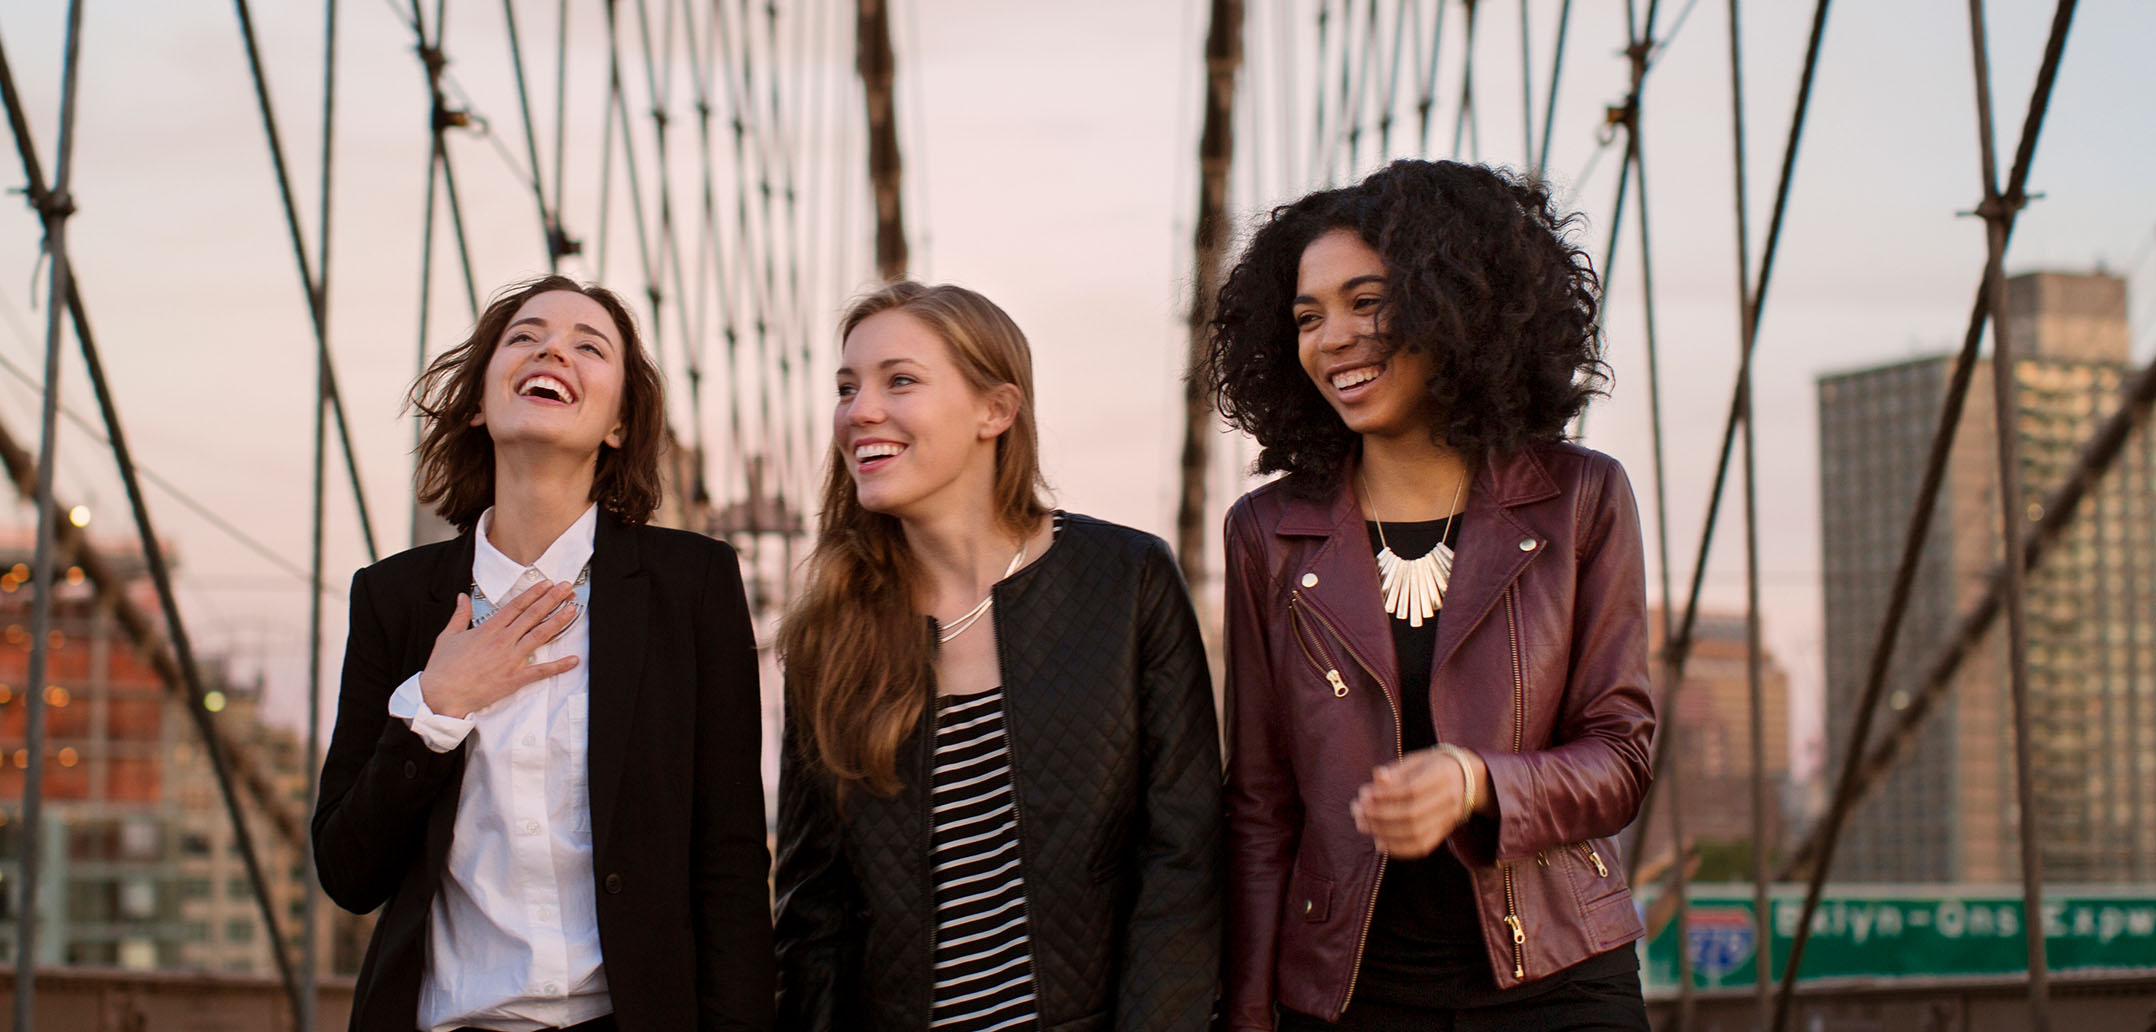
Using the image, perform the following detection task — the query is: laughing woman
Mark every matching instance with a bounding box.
[314,276,774,1032]
[1209,161,1656,1030]
[774,282,1223,1031]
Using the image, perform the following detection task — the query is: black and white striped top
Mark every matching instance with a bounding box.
[928,688,1040,1030]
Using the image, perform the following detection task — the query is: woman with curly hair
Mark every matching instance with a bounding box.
[1209,160,1655,1030]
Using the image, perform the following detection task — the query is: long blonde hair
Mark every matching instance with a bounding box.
[779,281,1050,795]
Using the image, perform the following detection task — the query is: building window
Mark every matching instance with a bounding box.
[227,877,253,901]
[177,878,211,901]
[225,918,256,944]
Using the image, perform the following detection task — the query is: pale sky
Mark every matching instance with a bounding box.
[0,0,2151,781]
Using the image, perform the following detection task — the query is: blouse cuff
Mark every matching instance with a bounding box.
[387,672,474,753]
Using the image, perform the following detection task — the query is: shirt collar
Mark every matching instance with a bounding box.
[471,503,600,604]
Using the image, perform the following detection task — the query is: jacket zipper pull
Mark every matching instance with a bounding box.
[1325,669,1349,697]
[1502,913,1527,978]
[1582,846,1608,877]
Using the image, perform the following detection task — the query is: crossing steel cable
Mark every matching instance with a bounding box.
[1532,0,1570,176]
[0,346,331,593]
[1371,0,1411,161]
[1770,4,2079,1028]
[746,0,792,505]
[717,0,781,531]
[1,15,311,1026]
[682,0,748,523]
[1416,0,1450,155]
[1339,0,1381,175]
[677,0,731,512]
[1626,0,1833,877]
[773,0,816,513]
[631,0,707,513]
[231,0,381,564]
[599,2,664,369]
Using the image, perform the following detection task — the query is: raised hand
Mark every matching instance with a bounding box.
[418,579,581,719]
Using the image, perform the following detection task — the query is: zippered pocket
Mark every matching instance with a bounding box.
[1288,594,1351,697]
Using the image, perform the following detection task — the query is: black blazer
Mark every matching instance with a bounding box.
[313,515,776,1032]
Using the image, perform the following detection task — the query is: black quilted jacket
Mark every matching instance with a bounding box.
[773,514,1224,1031]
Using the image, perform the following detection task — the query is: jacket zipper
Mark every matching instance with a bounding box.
[1288,597,1351,696]
[1290,591,1399,1016]
[1502,589,1528,980]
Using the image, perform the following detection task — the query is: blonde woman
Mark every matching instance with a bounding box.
[774,282,1222,1030]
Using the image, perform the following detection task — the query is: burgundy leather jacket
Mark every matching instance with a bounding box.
[1221,442,1655,1027]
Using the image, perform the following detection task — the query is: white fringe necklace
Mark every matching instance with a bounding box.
[1366,470,1467,629]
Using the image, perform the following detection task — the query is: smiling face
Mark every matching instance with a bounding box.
[1293,227,1438,440]
[475,290,628,458]
[833,309,1016,520]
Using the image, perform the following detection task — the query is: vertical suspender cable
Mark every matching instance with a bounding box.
[1175,0,1244,589]
[302,0,340,1024]
[1532,0,1570,176]
[1720,2,1773,1026]
[7,5,85,1025]
[1517,0,1531,162]
[1964,0,2049,1025]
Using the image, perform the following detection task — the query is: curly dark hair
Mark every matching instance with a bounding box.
[1205,159,1607,494]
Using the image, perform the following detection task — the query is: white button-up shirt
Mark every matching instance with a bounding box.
[388,504,611,1032]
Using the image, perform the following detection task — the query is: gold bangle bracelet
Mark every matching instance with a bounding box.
[1435,743,1478,821]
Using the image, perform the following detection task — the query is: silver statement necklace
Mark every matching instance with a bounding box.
[471,560,593,628]
[1366,469,1467,629]
[936,543,1029,645]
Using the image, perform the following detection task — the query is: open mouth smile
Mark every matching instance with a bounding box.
[1328,362,1385,401]
[852,439,906,473]
[517,372,578,406]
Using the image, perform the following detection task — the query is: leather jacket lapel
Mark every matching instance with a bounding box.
[586,515,648,856]
[1275,474,1401,702]
[1429,449,1558,679]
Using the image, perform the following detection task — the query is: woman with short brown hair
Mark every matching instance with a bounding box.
[315,275,773,1031]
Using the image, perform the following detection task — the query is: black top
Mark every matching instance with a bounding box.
[1354,516,1631,1011]
[774,514,1223,1031]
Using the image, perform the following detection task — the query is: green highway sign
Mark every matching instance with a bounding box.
[1638,884,2156,993]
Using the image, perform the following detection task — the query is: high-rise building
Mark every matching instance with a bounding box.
[1637,607,1795,873]
[0,537,367,974]
[1815,270,2154,884]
